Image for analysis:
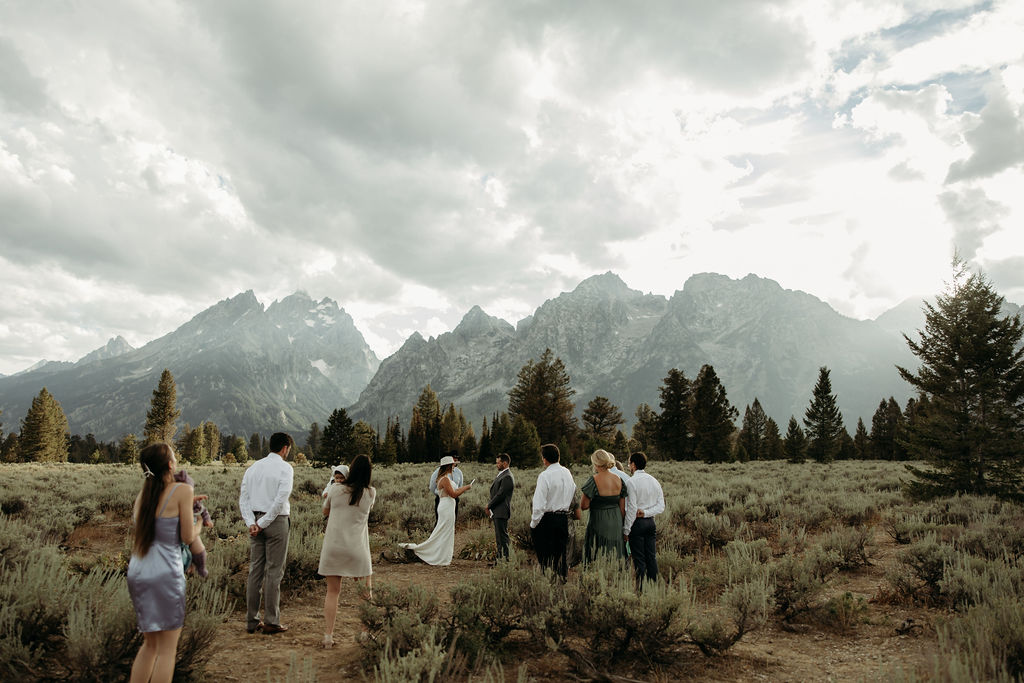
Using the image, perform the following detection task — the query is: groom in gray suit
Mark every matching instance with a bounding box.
[486,453,514,561]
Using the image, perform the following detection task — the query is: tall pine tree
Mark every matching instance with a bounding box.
[689,364,738,463]
[144,369,181,446]
[19,387,69,462]
[319,408,355,466]
[784,416,807,464]
[737,398,769,460]
[508,349,577,445]
[803,366,844,463]
[898,259,1024,500]
[655,368,692,460]
[581,395,624,446]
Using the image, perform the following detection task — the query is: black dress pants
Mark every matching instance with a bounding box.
[628,517,658,583]
[531,512,569,578]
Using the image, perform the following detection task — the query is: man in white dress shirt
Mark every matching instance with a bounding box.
[623,451,665,585]
[530,443,577,579]
[239,432,294,634]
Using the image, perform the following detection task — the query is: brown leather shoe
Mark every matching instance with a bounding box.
[262,623,289,634]
[246,622,263,634]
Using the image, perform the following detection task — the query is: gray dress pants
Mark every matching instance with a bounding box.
[247,515,289,629]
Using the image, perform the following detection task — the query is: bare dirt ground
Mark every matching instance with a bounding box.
[196,528,938,682]
[67,522,938,681]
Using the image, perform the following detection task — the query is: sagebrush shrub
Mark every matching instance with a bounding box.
[819,525,872,570]
[772,546,840,620]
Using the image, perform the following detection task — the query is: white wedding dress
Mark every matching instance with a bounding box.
[400,476,456,566]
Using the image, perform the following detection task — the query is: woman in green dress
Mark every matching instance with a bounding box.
[580,449,627,562]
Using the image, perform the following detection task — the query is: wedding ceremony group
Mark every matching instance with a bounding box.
[124,432,664,683]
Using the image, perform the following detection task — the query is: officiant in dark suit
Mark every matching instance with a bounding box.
[486,453,514,561]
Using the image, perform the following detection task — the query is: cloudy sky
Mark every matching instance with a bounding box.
[1,1,1023,375]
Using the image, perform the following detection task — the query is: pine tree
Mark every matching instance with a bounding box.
[202,421,221,463]
[689,364,738,463]
[143,369,181,446]
[784,416,807,464]
[19,388,69,462]
[869,398,902,460]
[381,417,401,465]
[508,349,577,444]
[478,417,493,463]
[655,368,693,460]
[119,433,140,464]
[352,420,376,456]
[440,403,465,453]
[461,424,478,462]
[853,418,870,460]
[763,417,784,460]
[408,385,442,463]
[581,396,624,445]
[803,367,844,463]
[319,408,355,466]
[306,422,321,458]
[228,436,248,464]
[507,415,542,467]
[898,259,1024,500]
[631,403,659,456]
[612,430,629,458]
[489,412,513,455]
[737,398,769,460]
[1,432,19,463]
[248,432,262,460]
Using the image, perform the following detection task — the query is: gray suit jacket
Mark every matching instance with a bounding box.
[487,469,514,519]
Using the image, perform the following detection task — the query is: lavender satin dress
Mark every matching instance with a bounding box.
[127,483,187,632]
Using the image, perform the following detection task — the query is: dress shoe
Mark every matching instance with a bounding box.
[262,623,289,634]
[246,622,263,634]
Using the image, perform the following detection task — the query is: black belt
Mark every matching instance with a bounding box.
[253,511,289,517]
[545,510,571,516]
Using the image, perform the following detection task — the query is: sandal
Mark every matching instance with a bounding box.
[321,634,334,649]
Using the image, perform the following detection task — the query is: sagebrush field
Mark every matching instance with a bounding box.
[2,459,1022,681]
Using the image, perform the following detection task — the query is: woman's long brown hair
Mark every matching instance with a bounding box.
[346,454,372,506]
[132,443,174,557]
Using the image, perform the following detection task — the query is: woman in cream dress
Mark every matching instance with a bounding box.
[318,454,374,648]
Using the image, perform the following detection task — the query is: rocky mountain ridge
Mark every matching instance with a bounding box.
[0,292,379,440]
[348,272,925,431]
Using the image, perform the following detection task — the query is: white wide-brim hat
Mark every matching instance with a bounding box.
[439,455,455,466]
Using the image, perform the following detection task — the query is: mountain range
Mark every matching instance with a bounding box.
[2,272,1018,443]
[348,272,923,432]
[0,292,379,441]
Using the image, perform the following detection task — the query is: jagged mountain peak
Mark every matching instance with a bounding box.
[77,336,135,366]
[572,271,632,297]
[453,306,514,337]
[267,291,352,330]
[190,290,264,323]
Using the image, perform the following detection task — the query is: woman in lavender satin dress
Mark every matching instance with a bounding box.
[126,443,203,683]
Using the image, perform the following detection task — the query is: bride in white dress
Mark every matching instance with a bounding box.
[400,456,473,565]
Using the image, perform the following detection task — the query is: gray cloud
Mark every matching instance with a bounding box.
[946,81,1024,182]
[0,0,1021,373]
[938,187,1009,260]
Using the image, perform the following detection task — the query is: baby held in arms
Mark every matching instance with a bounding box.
[173,469,214,577]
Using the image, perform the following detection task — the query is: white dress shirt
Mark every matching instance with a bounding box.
[623,468,665,535]
[610,466,632,497]
[239,452,294,528]
[429,466,464,494]
[530,462,577,528]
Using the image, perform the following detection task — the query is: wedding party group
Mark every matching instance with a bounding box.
[122,433,665,682]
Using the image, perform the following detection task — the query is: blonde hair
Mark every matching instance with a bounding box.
[590,449,615,472]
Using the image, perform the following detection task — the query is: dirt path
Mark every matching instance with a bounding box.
[201,527,937,682]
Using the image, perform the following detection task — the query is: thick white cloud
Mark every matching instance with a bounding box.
[0,0,1022,374]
